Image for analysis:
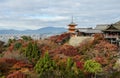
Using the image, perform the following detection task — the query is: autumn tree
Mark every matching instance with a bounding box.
[93,33,104,44]
[50,45,78,57]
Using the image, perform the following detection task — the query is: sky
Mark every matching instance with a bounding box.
[0,0,120,30]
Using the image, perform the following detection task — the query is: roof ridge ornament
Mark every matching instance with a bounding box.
[71,16,74,23]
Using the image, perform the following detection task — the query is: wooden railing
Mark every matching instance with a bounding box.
[104,35,119,39]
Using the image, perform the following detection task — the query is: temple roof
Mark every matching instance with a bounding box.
[95,20,120,30]
[77,28,102,33]
[112,21,120,30]
[95,24,109,30]
[115,20,120,25]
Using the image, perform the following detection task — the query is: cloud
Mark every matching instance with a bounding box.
[25,15,69,22]
[0,0,120,30]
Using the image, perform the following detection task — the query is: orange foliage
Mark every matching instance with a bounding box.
[94,56,108,65]
[0,58,18,75]
[8,44,14,52]
[38,39,59,55]
[72,55,82,61]
[50,45,78,57]
[77,40,94,54]
[93,33,104,42]
[53,54,67,67]
[95,40,118,52]
[13,61,33,70]
[7,71,27,78]
[0,58,17,65]
[49,33,70,44]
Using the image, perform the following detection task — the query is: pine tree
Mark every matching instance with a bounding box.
[34,52,56,77]
[25,42,41,62]
[62,58,84,78]
[32,43,40,60]
[14,42,22,50]
[65,58,74,78]
[25,42,33,60]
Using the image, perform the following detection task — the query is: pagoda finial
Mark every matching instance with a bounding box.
[71,16,73,23]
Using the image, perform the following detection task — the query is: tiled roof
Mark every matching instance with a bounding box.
[113,21,120,30]
[95,21,120,30]
[68,22,77,26]
[77,28,102,33]
[95,24,109,30]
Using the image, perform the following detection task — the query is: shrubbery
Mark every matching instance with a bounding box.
[0,34,119,78]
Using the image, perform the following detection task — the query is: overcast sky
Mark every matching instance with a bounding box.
[0,0,120,30]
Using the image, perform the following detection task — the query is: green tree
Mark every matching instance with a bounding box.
[34,52,56,78]
[25,42,41,62]
[25,42,33,60]
[14,42,22,50]
[84,60,102,78]
[7,39,16,46]
[65,58,74,78]
[60,58,84,78]
[0,41,4,53]
[66,57,74,71]
[0,72,5,78]
[32,43,40,60]
[21,36,32,41]
[64,58,80,78]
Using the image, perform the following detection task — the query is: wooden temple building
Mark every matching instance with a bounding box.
[95,21,120,45]
[67,20,120,46]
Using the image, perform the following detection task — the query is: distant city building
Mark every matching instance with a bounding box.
[0,34,49,43]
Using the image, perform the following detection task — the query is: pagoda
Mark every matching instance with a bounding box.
[68,17,77,34]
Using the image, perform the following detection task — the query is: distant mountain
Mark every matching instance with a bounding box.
[36,27,67,33]
[0,27,67,34]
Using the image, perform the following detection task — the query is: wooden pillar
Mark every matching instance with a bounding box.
[110,39,112,44]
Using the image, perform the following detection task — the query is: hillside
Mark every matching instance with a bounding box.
[0,33,120,78]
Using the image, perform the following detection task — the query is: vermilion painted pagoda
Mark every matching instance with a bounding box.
[68,17,77,34]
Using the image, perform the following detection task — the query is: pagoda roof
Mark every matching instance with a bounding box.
[68,22,77,26]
